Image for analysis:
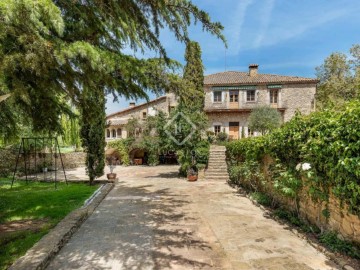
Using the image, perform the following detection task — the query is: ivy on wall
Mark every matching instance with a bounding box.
[227,100,360,214]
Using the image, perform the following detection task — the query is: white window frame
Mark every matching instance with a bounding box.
[213,91,222,102]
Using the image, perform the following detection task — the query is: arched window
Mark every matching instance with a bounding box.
[106,129,110,138]
[117,128,122,138]
[112,129,116,138]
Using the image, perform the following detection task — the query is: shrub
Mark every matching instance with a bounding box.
[226,100,360,214]
[216,132,228,142]
[107,139,131,166]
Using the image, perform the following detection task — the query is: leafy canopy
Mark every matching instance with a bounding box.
[316,44,360,108]
[0,0,226,133]
[248,106,282,135]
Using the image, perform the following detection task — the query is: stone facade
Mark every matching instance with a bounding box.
[204,65,317,138]
[105,93,177,142]
[105,65,317,140]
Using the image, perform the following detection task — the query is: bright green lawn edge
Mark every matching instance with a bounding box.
[0,179,98,270]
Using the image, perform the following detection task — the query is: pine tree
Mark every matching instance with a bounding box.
[0,0,225,182]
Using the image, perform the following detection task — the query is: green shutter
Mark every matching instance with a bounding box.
[212,85,256,90]
[267,84,282,89]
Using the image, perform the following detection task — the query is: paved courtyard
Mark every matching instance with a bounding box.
[47,165,339,270]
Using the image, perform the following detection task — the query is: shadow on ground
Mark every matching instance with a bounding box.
[47,181,218,269]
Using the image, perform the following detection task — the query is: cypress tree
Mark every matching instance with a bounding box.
[183,41,205,110]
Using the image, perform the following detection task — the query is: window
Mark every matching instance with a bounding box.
[112,129,116,138]
[142,112,147,119]
[117,128,122,138]
[270,89,278,104]
[106,129,110,138]
[248,127,254,137]
[229,91,239,102]
[214,125,221,135]
[213,91,222,102]
[246,90,256,102]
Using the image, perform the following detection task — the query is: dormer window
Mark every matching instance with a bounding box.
[213,91,222,102]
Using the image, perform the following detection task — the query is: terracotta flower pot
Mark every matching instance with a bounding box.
[187,174,198,182]
[107,173,117,181]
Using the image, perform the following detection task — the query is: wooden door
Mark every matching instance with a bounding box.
[229,122,239,140]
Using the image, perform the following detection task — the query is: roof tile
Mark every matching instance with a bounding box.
[204,71,318,85]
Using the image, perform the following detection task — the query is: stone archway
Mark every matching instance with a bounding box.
[129,148,147,165]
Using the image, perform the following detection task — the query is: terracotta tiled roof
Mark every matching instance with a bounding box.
[204,71,319,85]
[106,119,128,126]
[106,96,166,119]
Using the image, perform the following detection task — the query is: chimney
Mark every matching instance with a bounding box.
[129,102,136,107]
[249,64,259,77]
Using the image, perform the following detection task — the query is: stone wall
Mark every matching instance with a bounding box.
[0,148,86,177]
[261,155,360,243]
[204,83,316,124]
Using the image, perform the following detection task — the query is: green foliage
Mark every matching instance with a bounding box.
[316,44,360,108]
[125,117,141,139]
[107,139,132,166]
[80,88,106,185]
[227,100,360,214]
[319,231,360,259]
[0,179,98,269]
[228,161,264,191]
[216,132,228,142]
[250,192,271,207]
[0,0,225,134]
[248,106,282,135]
[182,41,205,110]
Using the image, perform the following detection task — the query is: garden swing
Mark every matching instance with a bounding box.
[11,137,67,189]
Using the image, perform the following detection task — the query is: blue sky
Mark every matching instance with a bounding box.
[106,0,360,114]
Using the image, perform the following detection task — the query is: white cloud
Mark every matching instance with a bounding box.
[253,0,275,49]
[226,0,254,54]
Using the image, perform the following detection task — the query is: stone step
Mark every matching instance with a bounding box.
[206,167,227,170]
[208,163,227,166]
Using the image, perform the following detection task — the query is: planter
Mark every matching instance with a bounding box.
[107,173,117,181]
[187,174,198,182]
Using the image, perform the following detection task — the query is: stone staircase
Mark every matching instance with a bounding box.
[205,145,229,181]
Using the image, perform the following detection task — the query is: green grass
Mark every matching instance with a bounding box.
[0,178,98,269]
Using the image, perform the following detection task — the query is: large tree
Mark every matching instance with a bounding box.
[316,44,360,108]
[248,106,282,135]
[182,41,205,110]
[0,0,225,182]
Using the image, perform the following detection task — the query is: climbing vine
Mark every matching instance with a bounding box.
[227,100,360,214]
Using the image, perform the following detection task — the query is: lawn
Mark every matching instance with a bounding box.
[0,178,98,270]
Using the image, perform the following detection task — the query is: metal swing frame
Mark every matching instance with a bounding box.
[11,137,68,189]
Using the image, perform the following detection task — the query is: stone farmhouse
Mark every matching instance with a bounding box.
[204,64,318,139]
[106,64,318,141]
[106,93,177,142]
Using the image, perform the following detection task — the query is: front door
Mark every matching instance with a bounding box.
[229,122,239,140]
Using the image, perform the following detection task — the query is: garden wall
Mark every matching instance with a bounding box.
[0,147,86,177]
[262,155,360,243]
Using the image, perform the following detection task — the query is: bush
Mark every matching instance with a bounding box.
[226,100,360,214]
[107,139,131,166]
[216,132,228,142]
[250,192,271,207]
[319,231,360,259]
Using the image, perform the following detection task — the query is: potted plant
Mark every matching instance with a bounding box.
[187,165,198,181]
[106,156,117,181]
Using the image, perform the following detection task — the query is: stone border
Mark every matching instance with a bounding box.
[242,190,355,270]
[9,183,114,270]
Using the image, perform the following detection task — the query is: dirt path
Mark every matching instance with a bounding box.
[47,165,339,270]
